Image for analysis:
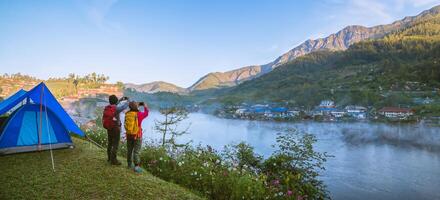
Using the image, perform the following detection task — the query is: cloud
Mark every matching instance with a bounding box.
[76,0,121,32]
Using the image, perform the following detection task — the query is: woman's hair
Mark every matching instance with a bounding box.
[109,95,118,105]
[129,101,139,112]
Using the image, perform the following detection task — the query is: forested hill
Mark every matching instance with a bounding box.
[187,5,440,91]
[218,11,440,107]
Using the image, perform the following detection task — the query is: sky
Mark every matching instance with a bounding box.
[0,0,439,87]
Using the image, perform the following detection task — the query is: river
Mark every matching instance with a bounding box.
[140,111,440,200]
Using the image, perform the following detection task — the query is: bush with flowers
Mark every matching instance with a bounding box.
[140,128,330,200]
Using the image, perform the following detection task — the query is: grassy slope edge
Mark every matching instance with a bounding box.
[0,138,203,200]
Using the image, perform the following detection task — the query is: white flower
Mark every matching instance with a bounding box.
[159,157,163,161]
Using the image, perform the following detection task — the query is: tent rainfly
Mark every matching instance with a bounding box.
[0,82,84,155]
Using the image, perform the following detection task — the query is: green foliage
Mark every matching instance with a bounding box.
[140,129,330,200]
[414,104,440,117]
[83,126,108,148]
[263,129,330,199]
[223,142,263,173]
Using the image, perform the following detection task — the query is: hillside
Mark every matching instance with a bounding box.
[218,11,440,107]
[125,81,187,94]
[0,138,202,200]
[0,73,123,99]
[188,5,440,92]
[188,65,270,91]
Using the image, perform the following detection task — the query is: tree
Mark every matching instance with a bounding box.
[116,81,124,89]
[68,73,75,83]
[73,79,79,94]
[263,128,331,199]
[154,106,190,148]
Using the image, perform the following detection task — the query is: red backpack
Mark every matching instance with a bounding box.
[102,105,117,130]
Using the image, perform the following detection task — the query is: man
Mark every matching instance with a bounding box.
[102,95,129,165]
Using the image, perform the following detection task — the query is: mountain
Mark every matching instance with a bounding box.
[188,65,271,91]
[189,5,440,91]
[217,7,440,107]
[125,81,187,94]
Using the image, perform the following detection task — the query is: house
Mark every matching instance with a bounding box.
[330,110,346,118]
[250,104,271,115]
[272,107,287,116]
[319,100,335,108]
[235,108,248,115]
[345,105,367,113]
[345,105,367,119]
[287,110,300,117]
[313,107,337,116]
[378,107,414,119]
[413,97,434,105]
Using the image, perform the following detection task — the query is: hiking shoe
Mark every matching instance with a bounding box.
[134,166,143,173]
[111,160,122,165]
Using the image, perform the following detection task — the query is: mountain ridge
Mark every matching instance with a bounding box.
[128,5,440,94]
[188,5,440,91]
[125,81,187,94]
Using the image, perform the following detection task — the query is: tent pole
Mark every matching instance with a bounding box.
[43,87,55,172]
[85,134,105,149]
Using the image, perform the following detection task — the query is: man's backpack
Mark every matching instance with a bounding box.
[102,105,116,130]
[124,111,139,136]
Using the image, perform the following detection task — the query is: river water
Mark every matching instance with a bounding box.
[140,111,440,200]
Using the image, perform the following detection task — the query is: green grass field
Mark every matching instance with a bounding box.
[0,138,203,200]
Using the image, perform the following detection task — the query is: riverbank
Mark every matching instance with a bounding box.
[0,137,203,200]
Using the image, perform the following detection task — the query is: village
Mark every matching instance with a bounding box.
[216,99,424,123]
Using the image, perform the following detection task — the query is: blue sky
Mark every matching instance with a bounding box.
[0,0,439,87]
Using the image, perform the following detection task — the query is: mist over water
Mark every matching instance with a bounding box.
[141,111,440,200]
[340,123,440,151]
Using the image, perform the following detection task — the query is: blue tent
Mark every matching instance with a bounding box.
[0,82,84,155]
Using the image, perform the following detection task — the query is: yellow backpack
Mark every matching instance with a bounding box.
[124,111,139,136]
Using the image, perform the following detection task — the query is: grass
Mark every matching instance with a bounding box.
[0,138,204,200]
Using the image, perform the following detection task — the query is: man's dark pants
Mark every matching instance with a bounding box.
[107,127,120,163]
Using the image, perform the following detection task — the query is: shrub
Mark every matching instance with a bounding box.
[83,126,108,148]
[262,129,330,199]
[139,128,330,200]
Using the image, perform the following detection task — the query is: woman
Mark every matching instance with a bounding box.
[124,101,149,173]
